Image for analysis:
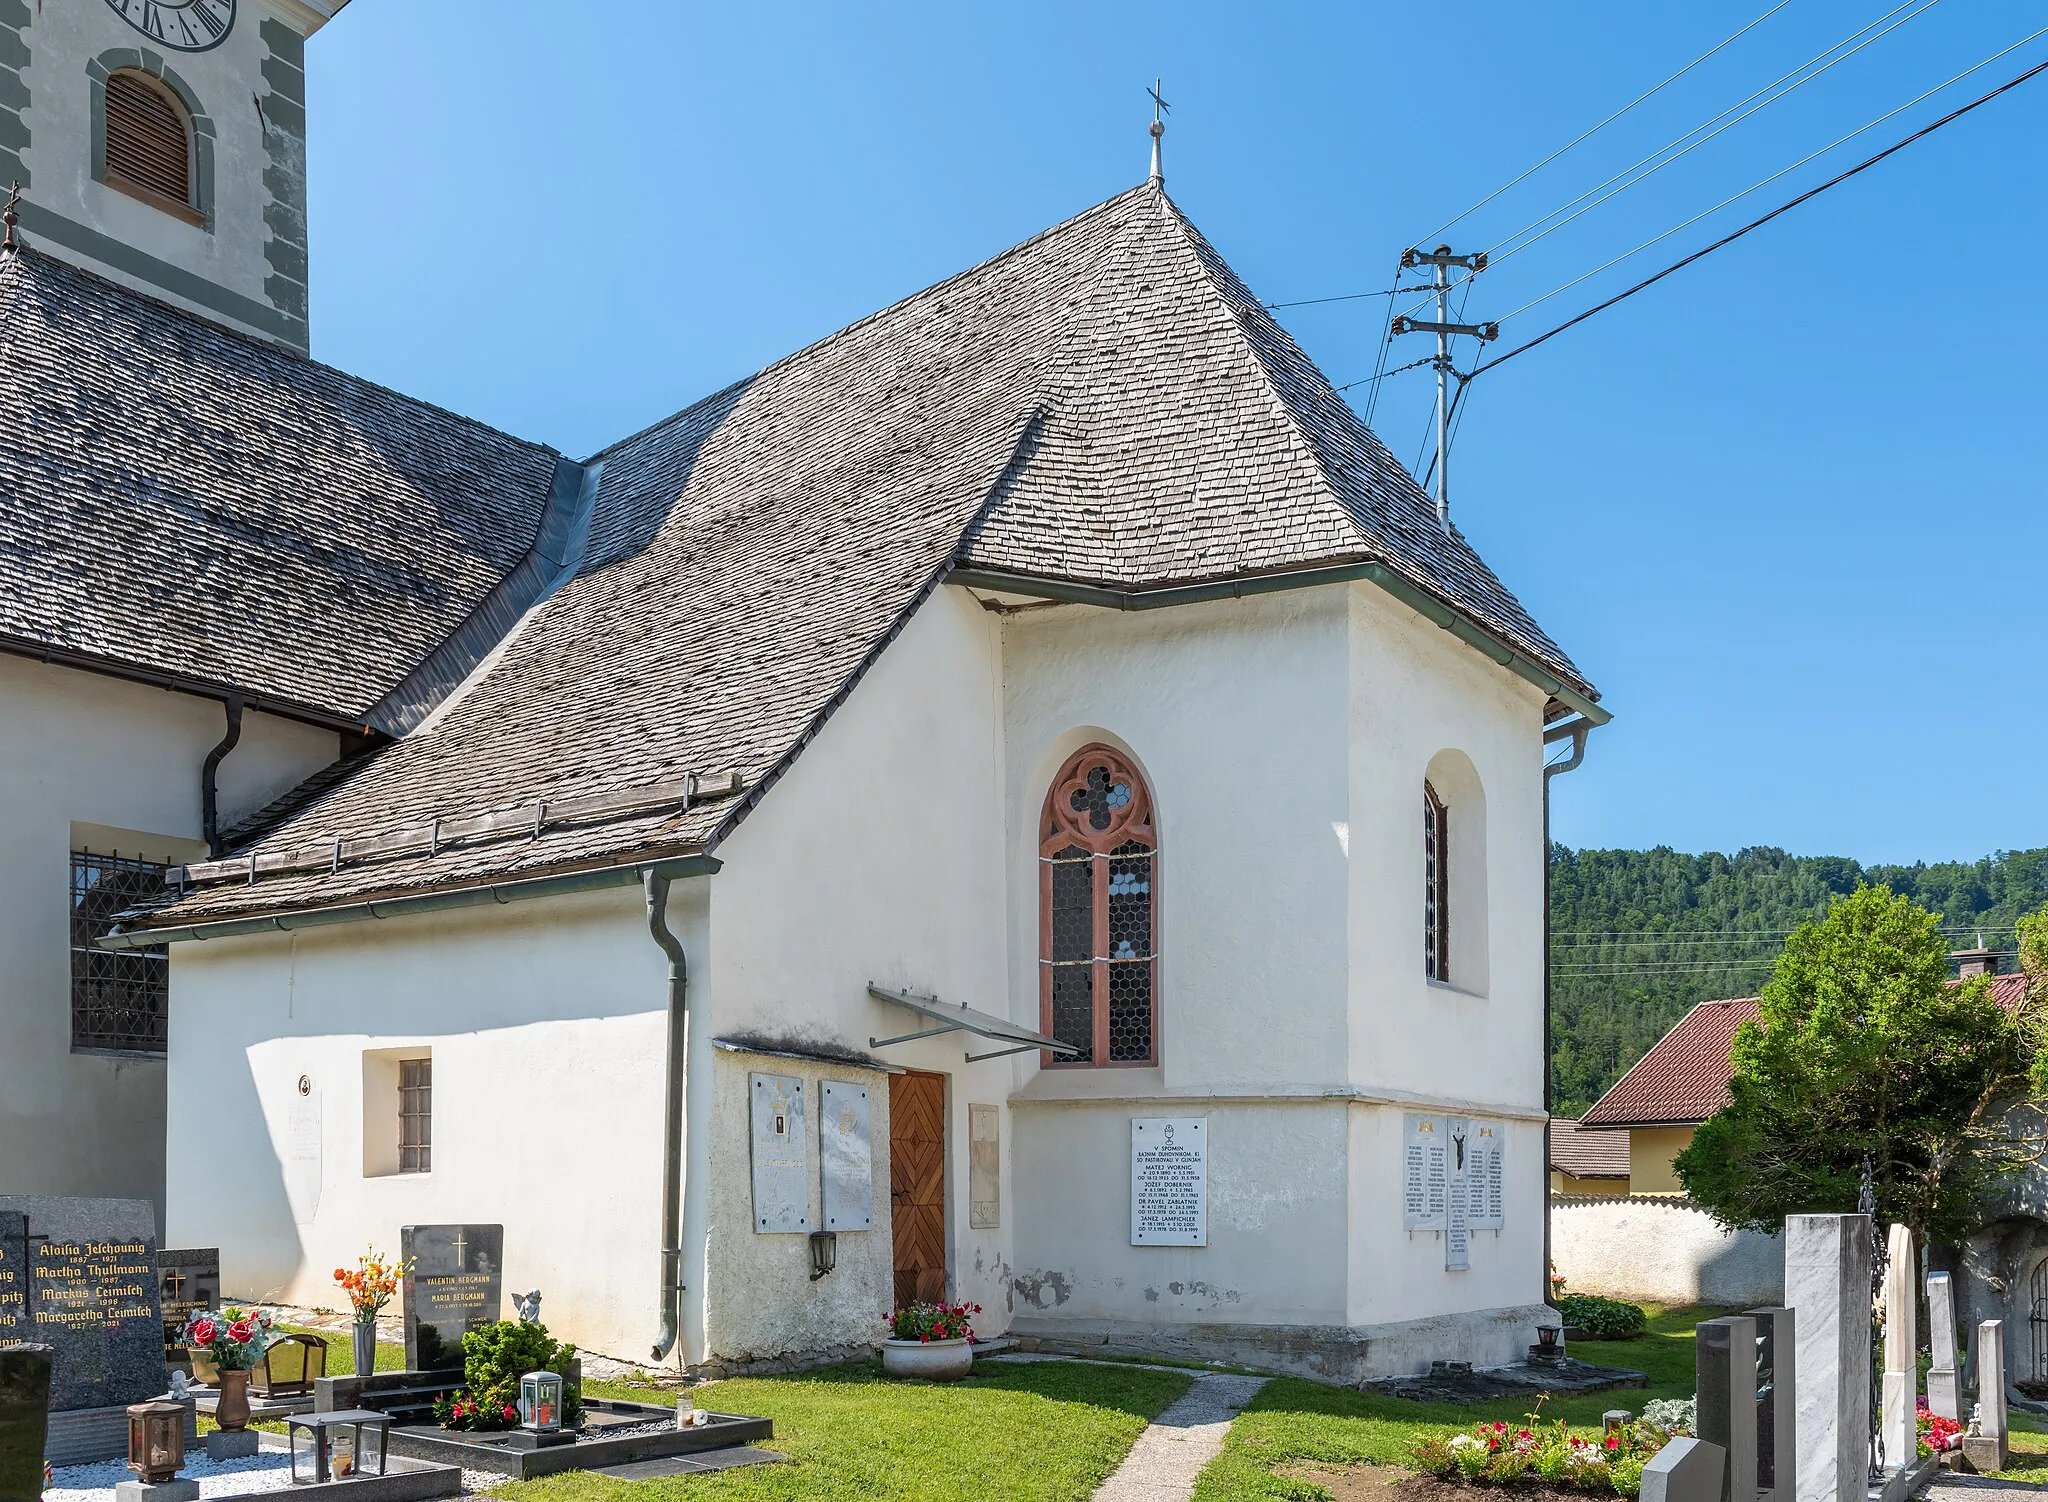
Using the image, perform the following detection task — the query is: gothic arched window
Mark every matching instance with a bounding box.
[104,70,197,219]
[1425,780,1450,982]
[1040,745,1157,1066]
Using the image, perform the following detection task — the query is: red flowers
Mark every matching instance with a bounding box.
[502,1405,516,1420]
[225,1318,256,1345]
[188,1317,218,1346]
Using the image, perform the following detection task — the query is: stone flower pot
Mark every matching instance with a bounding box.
[882,1337,973,1381]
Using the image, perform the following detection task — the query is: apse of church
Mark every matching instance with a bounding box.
[0,0,345,350]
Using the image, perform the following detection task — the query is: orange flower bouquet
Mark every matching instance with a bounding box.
[334,1246,412,1376]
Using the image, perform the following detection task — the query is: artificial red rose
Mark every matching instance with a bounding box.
[226,1318,257,1345]
[189,1317,218,1345]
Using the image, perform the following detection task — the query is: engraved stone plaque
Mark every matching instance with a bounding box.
[1403,1114,1448,1230]
[157,1247,220,1369]
[400,1223,503,1372]
[969,1104,1000,1230]
[819,1079,873,1232]
[750,1073,810,1233]
[1471,1121,1505,1231]
[285,1088,323,1226]
[1131,1117,1206,1247]
[1445,1116,1471,1270]
[0,1196,165,1412]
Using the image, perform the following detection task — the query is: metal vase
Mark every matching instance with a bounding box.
[215,1368,252,1432]
[352,1320,377,1380]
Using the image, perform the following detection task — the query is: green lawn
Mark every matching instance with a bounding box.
[1189,1306,1729,1502]
[490,1359,1190,1502]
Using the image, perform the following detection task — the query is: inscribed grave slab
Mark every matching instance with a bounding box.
[400,1224,503,1372]
[0,1197,164,1413]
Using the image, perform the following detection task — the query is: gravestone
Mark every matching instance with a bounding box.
[0,1199,164,1411]
[1695,1316,1757,1502]
[1786,1213,1872,1502]
[0,1344,53,1502]
[400,1224,504,1372]
[1924,1271,1959,1422]
[1960,1319,2007,1475]
[1746,1306,1794,1502]
[155,1250,219,1374]
[1879,1222,1917,1475]
[1639,1436,1726,1502]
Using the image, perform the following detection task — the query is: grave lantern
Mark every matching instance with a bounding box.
[287,1411,391,1484]
[127,1401,186,1483]
[519,1371,565,1432]
[808,1230,837,1282]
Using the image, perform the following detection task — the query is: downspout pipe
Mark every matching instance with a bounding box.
[201,694,244,857]
[645,870,691,1365]
[1540,717,1593,1310]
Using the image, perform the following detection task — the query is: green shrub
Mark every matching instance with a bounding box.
[1556,1293,1648,1339]
[448,1320,580,1431]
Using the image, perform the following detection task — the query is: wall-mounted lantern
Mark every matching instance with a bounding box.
[808,1230,837,1282]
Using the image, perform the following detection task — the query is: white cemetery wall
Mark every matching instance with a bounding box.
[703,589,1015,1338]
[1552,1197,1784,1306]
[0,654,338,1229]
[167,880,679,1362]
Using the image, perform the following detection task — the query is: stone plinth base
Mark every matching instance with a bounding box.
[114,1481,199,1502]
[205,1429,261,1459]
[1958,1435,2008,1474]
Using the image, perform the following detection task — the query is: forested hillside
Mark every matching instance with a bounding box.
[1548,845,2048,1117]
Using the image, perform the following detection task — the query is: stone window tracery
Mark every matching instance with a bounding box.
[1039,745,1156,1066]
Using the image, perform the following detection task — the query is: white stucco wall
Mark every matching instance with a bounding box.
[0,653,337,1228]
[166,882,690,1362]
[1550,1197,1785,1307]
[15,0,315,343]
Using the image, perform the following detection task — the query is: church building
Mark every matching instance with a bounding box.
[2,1,1607,1382]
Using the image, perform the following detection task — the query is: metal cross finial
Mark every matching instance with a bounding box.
[2,182,19,254]
[1146,80,1169,187]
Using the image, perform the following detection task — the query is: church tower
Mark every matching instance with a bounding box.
[0,0,348,352]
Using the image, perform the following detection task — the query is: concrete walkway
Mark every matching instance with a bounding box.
[1927,1477,2048,1500]
[1091,1372,1268,1502]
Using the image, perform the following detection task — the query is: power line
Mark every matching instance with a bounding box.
[1419,0,1796,244]
[1481,0,1946,270]
[1474,52,2048,378]
[1497,21,2048,324]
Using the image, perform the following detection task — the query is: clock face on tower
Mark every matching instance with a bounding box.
[103,0,236,52]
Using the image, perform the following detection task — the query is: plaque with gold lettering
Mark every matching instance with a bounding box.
[0,1196,166,1412]
[400,1224,503,1371]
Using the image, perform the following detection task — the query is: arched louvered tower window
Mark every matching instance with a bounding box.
[1040,745,1157,1066]
[1425,780,1450,982]
[104,70,196,219]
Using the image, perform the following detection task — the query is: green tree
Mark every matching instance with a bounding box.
[1676,885,2046,1245]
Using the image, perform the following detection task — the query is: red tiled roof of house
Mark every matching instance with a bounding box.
[1548,1117,1629,1178]
[1582,998,1761,1129]
[1581,972,2037,1130]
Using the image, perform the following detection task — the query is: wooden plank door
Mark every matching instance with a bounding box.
[890,1070,947,1308]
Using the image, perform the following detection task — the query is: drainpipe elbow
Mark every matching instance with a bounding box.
[201,694,245,857]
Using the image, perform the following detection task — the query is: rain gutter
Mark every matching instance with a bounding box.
[948,563,1610,726]
[98,854,721,948]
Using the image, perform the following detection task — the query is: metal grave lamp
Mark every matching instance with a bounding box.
[808,1229,837,1281]
[127,1401,187,1483]
[286,1410,392,1484]
[519,1371,565,1433]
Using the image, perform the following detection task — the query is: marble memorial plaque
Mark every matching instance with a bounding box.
[968,1104,1000,1230]
[0,1196,165,1412]
[1445,1117,1471,1270]
[819,1080,873,1232]
[400,1223,503,1371]
[0,1343,53,1502]
[285,1088,323,1226]
[1130,1118,1206,1246]
[158,1248,220,1369]
[1472,1120,1505,1230]
[750,1073,810,1233]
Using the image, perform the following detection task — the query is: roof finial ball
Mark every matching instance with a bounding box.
[1147,79,1169,188]
[2,181,19,255]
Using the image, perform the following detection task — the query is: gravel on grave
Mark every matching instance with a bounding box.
[47,1450,294,1502]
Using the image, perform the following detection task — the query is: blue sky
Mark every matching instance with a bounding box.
[305,1,2047,867]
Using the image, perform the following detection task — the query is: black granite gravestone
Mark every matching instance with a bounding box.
[157,1249,220,1372]
[0,1344,54,1502]
[400,1225,503,1372]
[0,1215,26,1348]
[0,1198,165,1413]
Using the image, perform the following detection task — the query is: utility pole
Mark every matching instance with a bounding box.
[1392,246,1497,532]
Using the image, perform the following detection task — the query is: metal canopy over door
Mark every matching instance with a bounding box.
[890,1070,946,1307]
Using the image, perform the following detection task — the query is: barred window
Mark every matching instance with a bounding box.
[398,1057,432,1174]
[71,850,171,1055]
[1039,745,1156,1066]
[1425,781,1450,982]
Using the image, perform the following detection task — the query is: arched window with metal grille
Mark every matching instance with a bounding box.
[1039,744,1157,1067]
[103,69,198,220]
[1425,779,1450,982]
